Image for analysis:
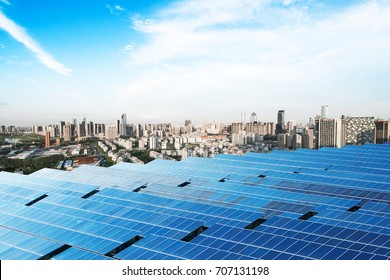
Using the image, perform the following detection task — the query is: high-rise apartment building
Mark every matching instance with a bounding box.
[316,118,346,148]
[287,120,296,134]
[302,128,314,149]
[292,134,302,150]
[267,122,275,136]
[116,120,120,135]
[149,136,157,149]
[45,131,50,148]
[276,110,285,134]
[88,121,94,136]
[59,121,65,138]
[32,125,43,135]
[105,125,117,140]
[375,120,390,144]
[277,133,287,148]
[78,118,86,138]
[231,123,244,134]
[63,124,72,142]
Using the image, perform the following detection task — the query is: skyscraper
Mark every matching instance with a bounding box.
[316,118,346,148]
[63,124,72,142]
[88,121,94,136]
[276,110,285,134]
[121,113,127,136]
[116,119,120,135]
[78,118,86,138]
[241,112,246,125]
[59,121,65,138]
[321,105,329,119]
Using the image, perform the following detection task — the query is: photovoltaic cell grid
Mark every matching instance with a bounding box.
[0,143,390,260]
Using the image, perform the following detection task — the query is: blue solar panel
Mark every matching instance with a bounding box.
[1,143,390,259]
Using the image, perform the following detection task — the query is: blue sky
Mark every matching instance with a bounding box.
[0,0,389,126]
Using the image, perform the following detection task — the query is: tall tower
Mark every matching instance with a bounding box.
[121,113,127,136]
[83,117,88,137]
[241,112,246,125]
[59,121,65,138]
[276,110,285,134]
[321,105,329,119]
[78,118,86,137]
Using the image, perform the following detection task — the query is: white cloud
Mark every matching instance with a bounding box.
[115,5,125,11]
[282,0,299,6]
[106,4,126,15]
[0,0,10,6]
[301,48,346,65]
[25,77,37,83]
[116,0,390,122]
[0,42,6,48]
[123,43,135,51]
[0,10,72,75]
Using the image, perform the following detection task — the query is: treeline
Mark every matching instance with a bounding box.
[0,154,65,174]
[130,150,154,163]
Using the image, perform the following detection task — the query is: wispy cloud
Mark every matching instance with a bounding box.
[115,5,125,11]
[301,48,346,65]
[0,101,8,106]
[25,77,37,83]
[0,55,14,64]
[0,42,6,48]
[282,0,299,6]
[117,0,390,121]
[106,4,125,15]
[0,0,10,6]
[0,10,72,75]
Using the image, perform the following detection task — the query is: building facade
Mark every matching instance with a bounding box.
[345,117,375,145]
[375,120,390,144]
[316,118,346,148]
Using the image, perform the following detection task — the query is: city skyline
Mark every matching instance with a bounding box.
[0,108,386,128]
[1,0,390,125]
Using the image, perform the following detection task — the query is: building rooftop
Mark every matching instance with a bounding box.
[0,143,390,260]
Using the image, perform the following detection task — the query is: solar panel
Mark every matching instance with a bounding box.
[0,143,389,259]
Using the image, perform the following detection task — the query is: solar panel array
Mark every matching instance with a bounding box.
[1,143,390,260]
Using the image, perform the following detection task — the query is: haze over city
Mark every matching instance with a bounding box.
[1,0,389,126]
